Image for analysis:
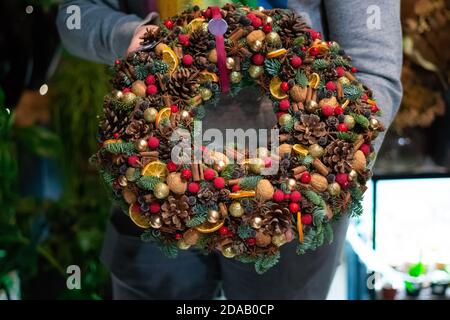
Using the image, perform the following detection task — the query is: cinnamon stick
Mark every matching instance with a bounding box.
[312,158,329,176]
[192,163,200,181]
[219,203,228,217]
[337,82,344,99]
[199,164,204,180]
[353,137,364,152]
[345,71,356,82]
[292,165,307,175]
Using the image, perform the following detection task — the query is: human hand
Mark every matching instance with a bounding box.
[127,24,159,54]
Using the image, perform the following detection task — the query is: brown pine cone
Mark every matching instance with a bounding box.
[294,114,327,145]
[262,203,291,235]
[187,29,212,58]
[161,195,191,230]
[146,95,163,108]
[323,139,353,173]
[168,68,199,107]
[99,99,129,139]
[125,119,149,140]
[280,62,295,81]
[197,187,218,206]
[275,10,309,47]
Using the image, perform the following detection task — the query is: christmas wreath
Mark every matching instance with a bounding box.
[92,4,384,274]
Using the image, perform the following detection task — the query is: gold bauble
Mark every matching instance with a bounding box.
[118,175,128,187]
[305,100,319,112]
[308,144,324,158]
[177,239,191,250]
[131,80,147,97]
[369,118,380,130]
[143,107,158,123]
[327,182,341,196]
[135,139,148,152]
[250,40,263,52]
[344,115,356,130]
[266,32,281,47]
[122,92,137,104]
[249,158,265,174]
[348,169,358,182]
[214,160,226,172]
[150,215,162,229]
[248,65,264,78]
[272,233,287,247]
[200,88,213,101]
[256,147,270,158]
[251,216,263,229]
[114,90,123,99]
[230,71,242,84]
[180,110,190,120]
[154,182,170,199]
[207,210,221,224]
[229,201,244,217]
[264,16,273,24]
[221,245,236,258]
[278,113,293,127]
[257,6,265,11]
[286,178,297,190]
[125,167,137,182]
[226,57,235,70]
[337,76,350,86]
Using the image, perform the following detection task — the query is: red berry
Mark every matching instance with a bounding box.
[342,181,350,189]
[262,23,272,33]
[301,46,307,52]
[273,189,285,203]
[309,47,319,56]
[170,105,179,113]
[166,161,177,172]
[300,172,311,184]
[361,93,368,101]
[146,84,158,95]
[164,20,174,29]
[181,169,192,180]
[321,105,335,117]
[360,144,371,156]
[334,106,344,115]
[290,191,302,203]
[251,17,262,28]
[213,177,225,189]
[145,75,156,85]
[122,87,131,93]
[232,184,240,192]
[290,56,302,68]
[335,173,348,186]
[309,29,321,40]
[284,193,291,201]
[246,237,256,246]
[203,8,212,19]
[113,133,120,139]
[337,123,348,132]
[182,54,193,66]
[301,213,313,225]
[371,104,379,113]
[325,81,336,91]
[127,155,139,167]
[150,202,161,214]
[280,82,289,92]
[147,136,160,149]
[246,13,256,20]
[178,34,189,43]
[335,66,345,77]
[251,53,265,66]
[175,233,182,240]
[289,202,300,213]
[351,67,358,73]
[276,111,287,119]
[279,99,290,111]
[263,157,272,168]
[203,168,216,180]
[114,59,121,65]
[188,182,200,194]
[219,226,229,236]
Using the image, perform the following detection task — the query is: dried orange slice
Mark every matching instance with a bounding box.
[297,212,304,243]
[308,73,320,89]
[199,70,219,83]
[229,191,256,199]
[269,76,288,100]
[160,44,178,75]
[267,48,287,59]
[308,43,329,55]
[195,220,224,233]
[141,161,168,179]
[341,99,350,109]
[292,144,309,156]
[129,204,151,229]
[186,17,205,33]
[155,107,171,127]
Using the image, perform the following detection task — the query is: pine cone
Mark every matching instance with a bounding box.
[168,68,199,107]
[323,139,353,173]
[146,95,162,108]
[161,195,191,230]
[158,140,173,161]
[125,119,149,140]
[197,187,218,206]
[262,203,291,235]
[99,99,129,139]
[275,10,309,47]
[280,62,295,81]
[294,114,327,145]
[187,30,211,58]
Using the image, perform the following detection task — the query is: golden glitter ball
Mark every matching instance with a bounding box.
[154,182,170,199]
[226,57,235,70]
[207,209,221,224]
[248,65,264,78]
[143,107,158,123]
[249,158,265,174]
[327,182,341,196]
[200,88,213,101]
[348,169,358,182]
[337,76,350,86]
[118,175,128,187]
[230,71,242,84]
[278,113,293,127]
[221,245,236,258]
[214,160,226,172]
[122,92,137,104]
[344,115,356,130]
[177,239,191,250]
[286,178,297,190]
[229,201,244,217]
[272,233,287,247]
[150,215,162,229]
[250,40,263,52]
[265,32,281,47]
[251,216,263,229]
[308,144,324,158]
[135,139,148,152]
[125,167,137,182]
[369,118,380,130]
[180,110,191,120]
[305,100,319,112]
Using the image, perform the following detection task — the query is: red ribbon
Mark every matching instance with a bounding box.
[210,7,230,93]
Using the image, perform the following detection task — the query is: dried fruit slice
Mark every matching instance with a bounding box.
[155,107,171,127]
[267,48,287,59]
[199,70,219,83]
[229,191,256,199]
[292,144,309,156]
[195,220,224,233]
[308,73,320,89]
[103,139,123,146]
[186,17,205,33]
[129,204,151,229]
[142,161,168,179]
[160,44,178,75]
[269,76,288,100]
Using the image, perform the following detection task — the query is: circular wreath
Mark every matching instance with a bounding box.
[93,4,384,274]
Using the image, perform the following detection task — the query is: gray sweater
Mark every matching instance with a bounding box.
[56,0,403,150]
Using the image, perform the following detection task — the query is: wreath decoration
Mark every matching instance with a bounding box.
[93,4,384,274]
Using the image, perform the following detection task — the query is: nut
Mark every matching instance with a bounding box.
[319,96,338,108]
[122,188,137,204]
[352,150,366,171]
[246,30,266,45]
[290,85,307,102]
[208,49,217,63]
[183,229,200,245]
[256,179,274,201]
[278,143,292,157]
[166,172,187,194]
[255,231,271,247]
[310,173,328,192]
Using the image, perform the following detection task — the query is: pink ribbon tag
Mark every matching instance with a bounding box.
[208,7,229,93]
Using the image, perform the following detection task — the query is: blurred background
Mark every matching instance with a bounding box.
[0,0,449,300]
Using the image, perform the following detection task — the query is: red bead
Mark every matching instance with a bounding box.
[371,104,379,113]
[251,53,265,66]
[122,87,131,93]
[279,99,290,111]
[309,47,319,56]
[219,226,229,236]
[127,155,139,167]
[284,193,291,201]
[203,168,216,180]
[334,106,344,115]
[182,54,193,66]
[280,82,289,92]
[335,66,345,77]
[188,182,200,194]
[163,20,174,29]
[290,191,302,203]
[170,105,179,113]
[114,59,121,65]
[337,123,348,132]
[289,202,300,213]
[360,144,371,156]
[232,184,240,192]
[251,17,262,28]
[113,133,120,139]
[263,157,272,168]
[145,75,156,85]
[273,189,285,203]
[166,161,177,172]
[321,105,334,117]
[147,136,160,149]
[335,173,348,186]
[213,177,225,189]
[325,81,336,91]
[246,237,256,246]
[351,67,358,73]
[262,23,272,33]
[149,202,161,214]
[175,233,182,240]
[290,55,302,68]
[300,172,311,184]
[301,213,313,225]
[146,84,158,95]
[181,169,192,180]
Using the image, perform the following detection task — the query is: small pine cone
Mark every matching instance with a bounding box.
[323,139,353,173]
[187,30,212,58]
[161,195,191,230]
[99,100,129,139]
[280,63,295,81]
[168,68,199,107]
[275,10,309,47]
[125,119,149,141]
[262,203,291,235]
[293,114,327,145]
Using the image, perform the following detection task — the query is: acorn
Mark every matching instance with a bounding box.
[256,231,271,247]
